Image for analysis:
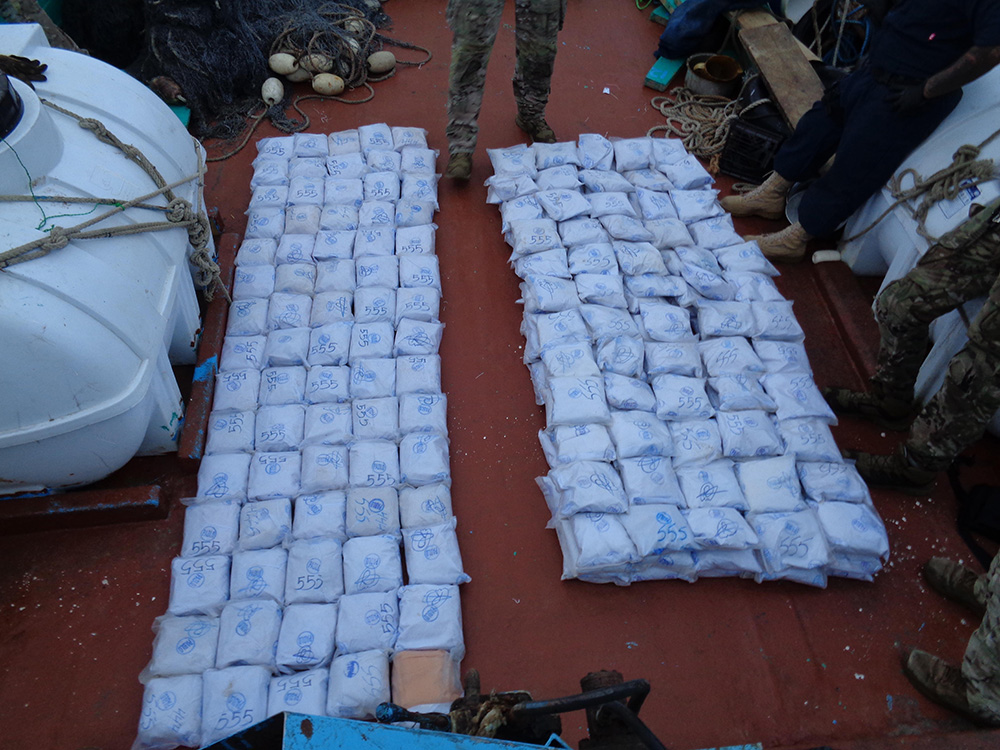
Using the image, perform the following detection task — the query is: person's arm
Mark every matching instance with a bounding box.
[924,45,1000,98]
[888,45,1000,113]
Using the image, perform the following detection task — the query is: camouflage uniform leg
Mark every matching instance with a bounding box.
[446,0,505,154]
[873,235,1000,402]
[963,551,1000,722]
[511,0,565,124]
[905,265,1000,469]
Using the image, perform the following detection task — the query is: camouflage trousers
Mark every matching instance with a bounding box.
[965,551,1000,721]
[872,198,1000,471]
[445,0,565,154]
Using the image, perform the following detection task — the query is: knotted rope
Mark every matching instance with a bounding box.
[1,100,226,300]
[842,128,1000,243]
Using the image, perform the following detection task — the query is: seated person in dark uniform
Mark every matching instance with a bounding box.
[721,0,1000,261]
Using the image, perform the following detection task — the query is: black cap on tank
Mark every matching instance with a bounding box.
[0,73,24,140]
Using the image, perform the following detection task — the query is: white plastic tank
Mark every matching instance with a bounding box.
[838,67,1000,435]
[0,24,210,493]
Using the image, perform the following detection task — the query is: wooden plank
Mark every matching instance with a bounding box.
[729,8,820,62]
[650,5,669,25]
[738,23,824,127]
[644,55,685,92]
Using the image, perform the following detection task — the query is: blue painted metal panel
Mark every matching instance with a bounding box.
[283,714,548,749]
[207,712,762,750]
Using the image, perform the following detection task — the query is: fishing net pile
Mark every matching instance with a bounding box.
[141,0,394,137]
[56,0,392,138]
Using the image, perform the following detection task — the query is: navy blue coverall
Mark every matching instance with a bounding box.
[772,0,1000,238]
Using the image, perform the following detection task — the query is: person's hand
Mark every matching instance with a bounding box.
[886,82,928,114]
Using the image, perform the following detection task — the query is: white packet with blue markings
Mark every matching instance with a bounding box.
[302,403,353,446]
[182,498,240,557]
[284,537,344,605]
[352,397,399,441]
[300,445,349,493]
[539,424,616,466]
[230,547,287,603]
[396,584,465,659]
[716,410,784,459]
[677,460,748,511]
[815,501,889,558]
[399,484,453,529]
[142,615,220,681]
[778,418,843,463]
[220,335,267,372]
[292,491,348,542]
[797,461,870,503]
[401,518,470,586]
[544,376,612,427]
[618,456,685,506]
[200,666,270,746]
[571,512,639,570]
[608,410,673,458]
[335,591,399,655]
[254,405,305,452]
[399,433,451,487]
[327,649,391,719]
[685,507,759,549]
[275,605,338,673]
[668,419,722,467]
[268,668,329,716]
[346,487,401,538]
[621,503,697,556]
[239,498,292,550]
[306,364,351,404]
[168,555,230,616]
[343,535,404,595]
[399,392,448,436]
[132,674,202,750]
[750,509,831,575]
[736,455,806,513]
[396,354,443,395]
[353,287,396,326]
[215,599,282,670]
[215,369,262,412]
[349,440,400,489]
[258,367,307,406]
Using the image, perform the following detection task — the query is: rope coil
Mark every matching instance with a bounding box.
[1,100,227,301]
[646,83,772,172]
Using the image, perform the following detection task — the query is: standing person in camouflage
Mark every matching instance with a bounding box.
[822,195,1000,492]
[444,0,566,181]
[903,553,1000,726]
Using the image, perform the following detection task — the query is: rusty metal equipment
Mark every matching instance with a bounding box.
[376,669,667,750]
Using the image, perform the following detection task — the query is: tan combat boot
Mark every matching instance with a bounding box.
[747,222,812,263]
[719,172,792,220]
[923,557,987,617]
[841,447,937,495]
[822,386,917,430]
[515,113,557,144]
[445,152,473,181]
[903,650,1000,727]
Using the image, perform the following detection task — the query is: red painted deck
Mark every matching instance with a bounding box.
[2,3,999,749]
